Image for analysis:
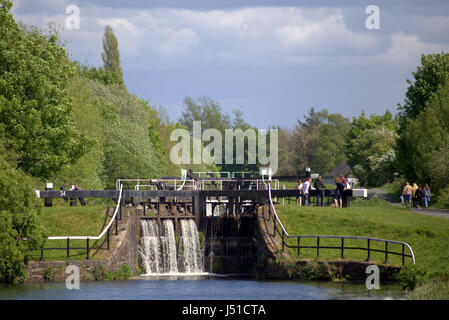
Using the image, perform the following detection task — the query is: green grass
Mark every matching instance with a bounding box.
[30,205,110,261]
[408,275,449,299]
[274,201,449,274]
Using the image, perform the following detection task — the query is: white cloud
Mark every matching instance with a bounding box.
[11,4,449,70]
[379,33,449,66]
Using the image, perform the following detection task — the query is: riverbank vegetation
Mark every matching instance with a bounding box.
[1,0,449,298]
[275,199,449,298]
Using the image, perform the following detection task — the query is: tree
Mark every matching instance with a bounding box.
[0,1,90,178]
[285,108,350,176]
[179,96,258,173]
[0,144,45,282]
[345,111,398,186]
[89,82,165,188]
[396,53,449,181]
[398,53,449,130]
[101,25,123,84]
[401,81,449,193]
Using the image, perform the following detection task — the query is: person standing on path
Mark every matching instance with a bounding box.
[302,177,312,206]
[295,179,303,206]
[402,182,412,209]
[333,176,346,208]
[314,175,327,207]
[411,183,419,208]
[74,185,87,206]
[423,184,431,208]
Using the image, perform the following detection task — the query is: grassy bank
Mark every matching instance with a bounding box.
[274,199,449,298]
[275,200,449,274]
[30,205,111,261]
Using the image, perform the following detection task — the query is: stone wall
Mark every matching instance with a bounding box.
[24,206,140,282]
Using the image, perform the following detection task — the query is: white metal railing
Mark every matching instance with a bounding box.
[267,184,416,265]
[194,171,231,178]
[47,184,123,240]
[116,179,152,190]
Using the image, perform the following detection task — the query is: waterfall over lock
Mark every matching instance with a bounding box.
[139,219,204,275]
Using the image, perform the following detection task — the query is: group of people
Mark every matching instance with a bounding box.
[295,174,348,208]
[60,183,87,206]
[401,182,430,209]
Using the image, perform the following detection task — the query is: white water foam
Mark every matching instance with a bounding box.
[139,218,204,275]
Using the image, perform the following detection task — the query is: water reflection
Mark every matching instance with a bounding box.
[0,278,406,300]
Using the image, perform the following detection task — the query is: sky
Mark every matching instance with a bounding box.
[10,0,449,128]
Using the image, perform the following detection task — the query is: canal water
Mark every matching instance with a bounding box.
[0,276,406,300]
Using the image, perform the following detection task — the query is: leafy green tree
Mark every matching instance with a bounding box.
[286,108,350,176]
[101,25,123,84]
[396,53,449,182]
[401,81,449,194]
[0,1,90,178]
[89,82,165,188]
[51,74,106,190]
[345,111,398,186]
[179,96,258,173]
[0,144,45,283]
[398,53,449,129]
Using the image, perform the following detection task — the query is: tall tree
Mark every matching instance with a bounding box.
[101,25,123,84]
[0,1,90,178]
[345,111,398,187]
[396,52,449,181]
[286,108,350,176]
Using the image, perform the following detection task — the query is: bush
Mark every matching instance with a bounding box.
[42,268,52,281]
[93,263,131,281]
[395,264,428,290]
[433,186,449,209]
[0,148,46,283]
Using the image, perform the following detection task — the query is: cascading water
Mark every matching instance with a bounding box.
[139,219,162,274]
[160,219,178,273]
[139,218,204,275]
[178,219,204,273]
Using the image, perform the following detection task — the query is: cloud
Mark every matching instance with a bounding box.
[378,33,449,66]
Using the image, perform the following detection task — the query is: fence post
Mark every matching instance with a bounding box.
[297,238,300,258]
[40,248,44,261]
[86,237,90,260]
[317,237,320,257]
[341,238,344,259]
[367,239,371,261]
[273,215,276,235]
[384,242,388,264]
[402,244,405,266]
[67,238,70,260]
[281,231,285,252]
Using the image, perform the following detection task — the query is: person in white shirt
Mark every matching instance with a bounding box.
[302,177,313,206]
[295,179,303,206]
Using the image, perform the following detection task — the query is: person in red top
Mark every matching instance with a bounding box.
[339,174,347,188]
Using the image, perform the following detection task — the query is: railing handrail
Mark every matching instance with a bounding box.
[47,184,123,241]
[267,184,416,264]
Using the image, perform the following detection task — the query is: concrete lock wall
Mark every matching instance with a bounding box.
[203,215,258,274]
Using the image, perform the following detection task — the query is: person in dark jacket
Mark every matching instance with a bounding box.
[313,175,327,206]
[74,185,87,206]
[333,176,346,208]
[415,186,424,209]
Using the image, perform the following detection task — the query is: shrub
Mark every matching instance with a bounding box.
[395,264,428,290]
